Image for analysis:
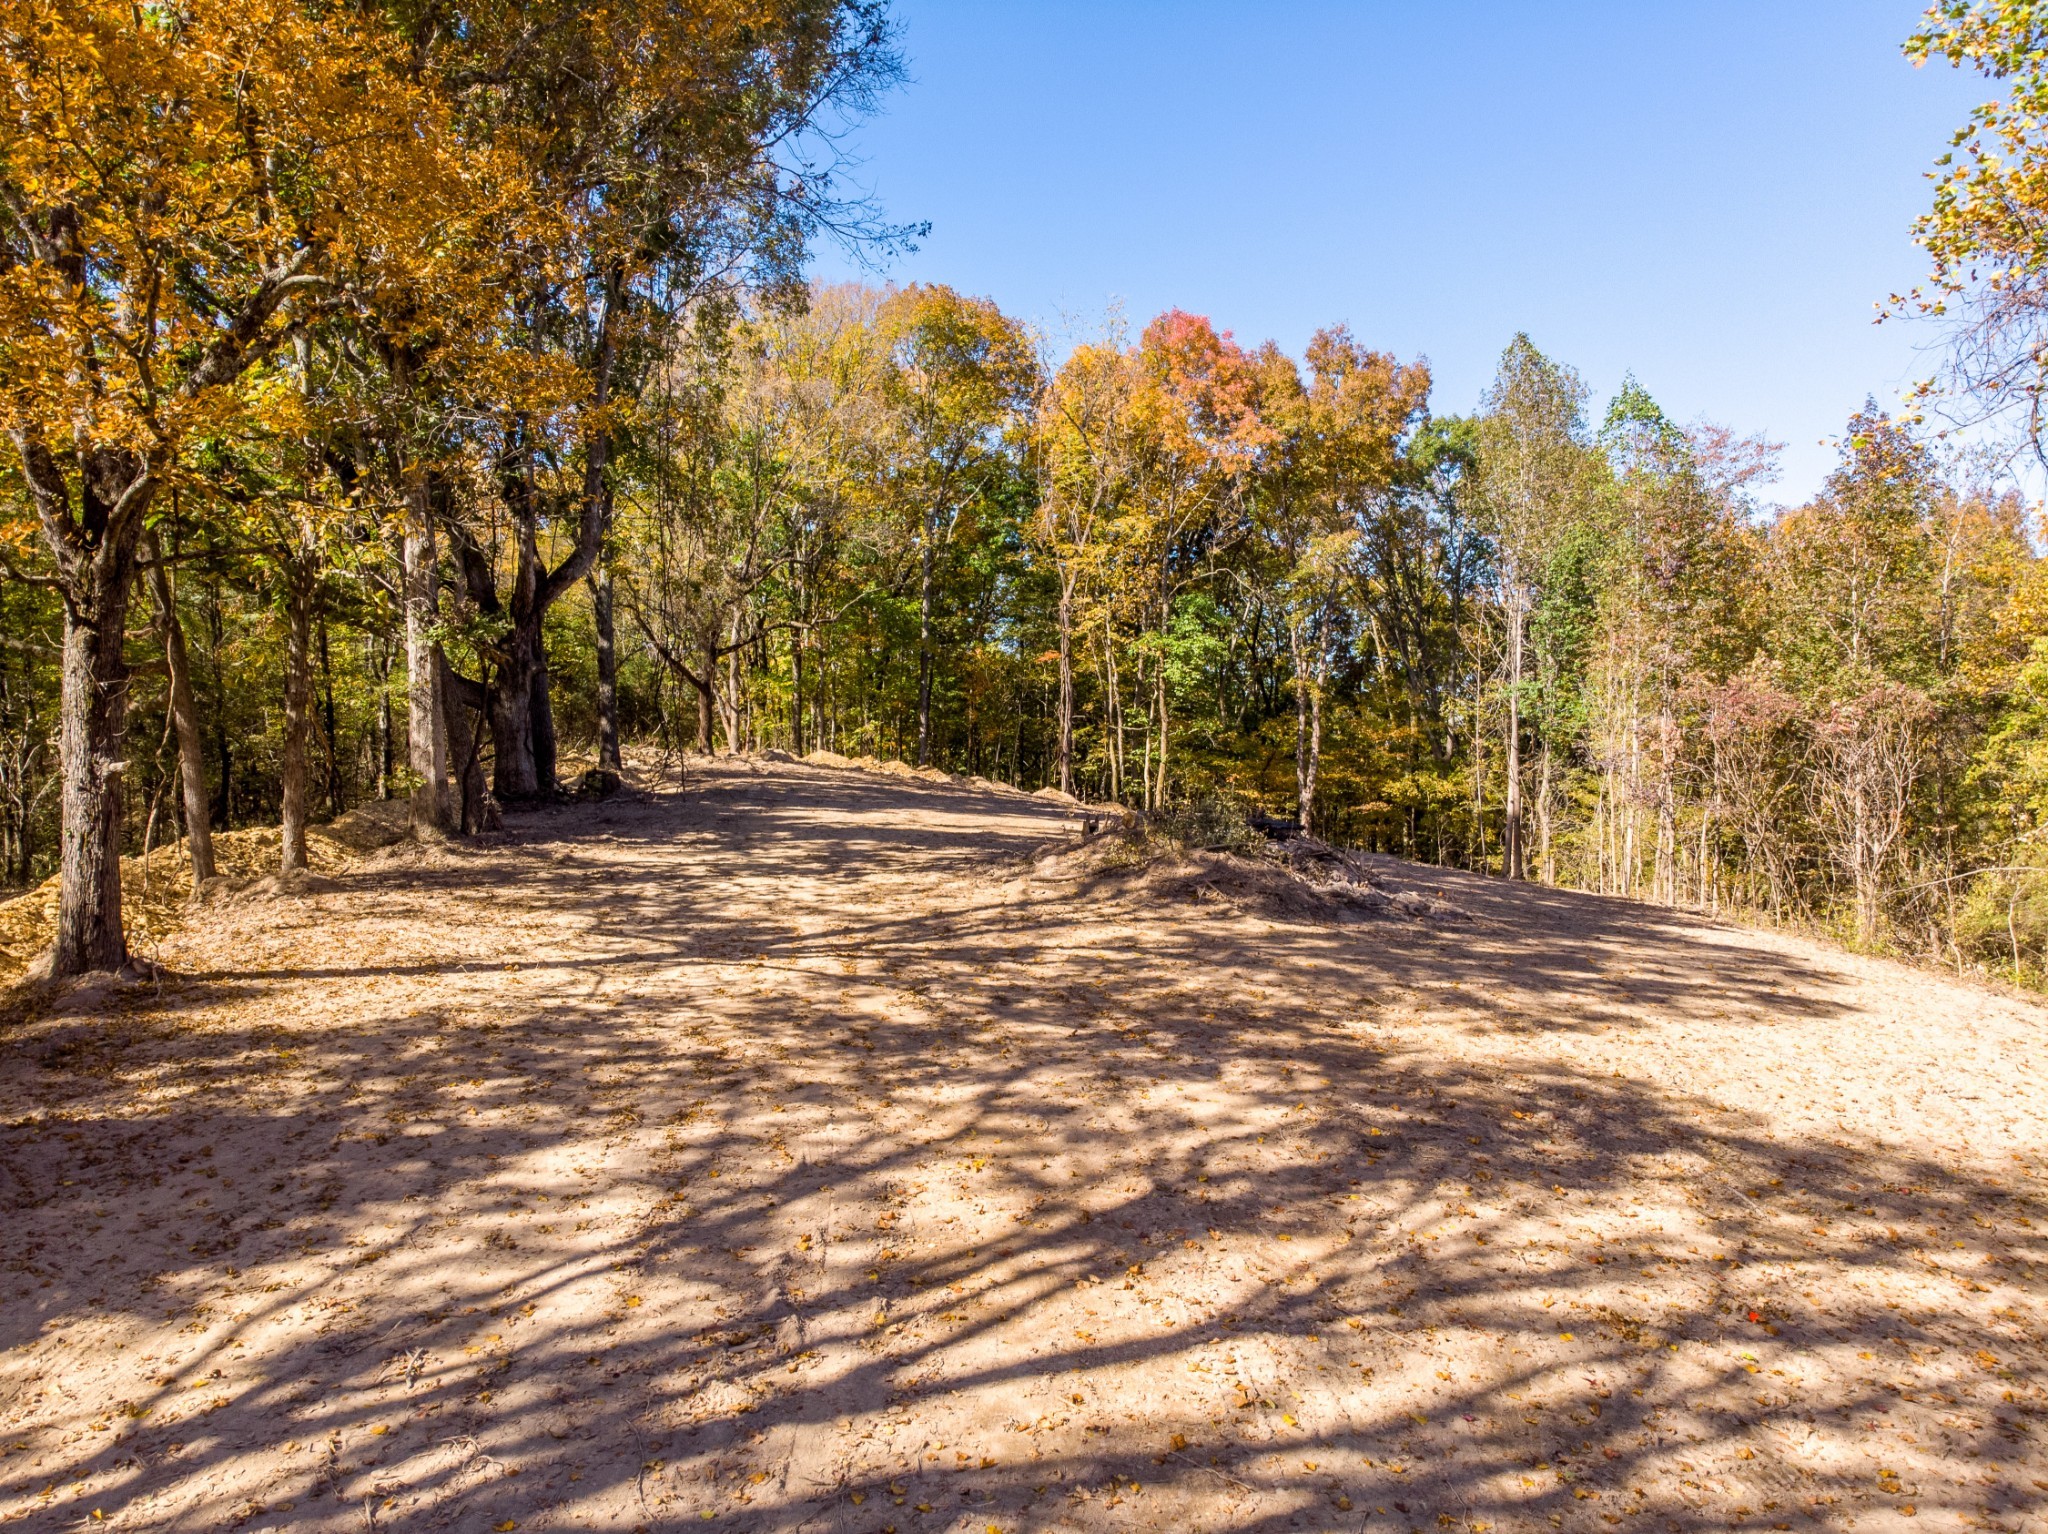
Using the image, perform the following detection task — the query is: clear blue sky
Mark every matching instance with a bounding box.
[809,1,1990,505]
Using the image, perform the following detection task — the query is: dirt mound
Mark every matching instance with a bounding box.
[318,798,413,853]
[232,869,345,902]
[1021,824,1464,925]
[806,752,999,790]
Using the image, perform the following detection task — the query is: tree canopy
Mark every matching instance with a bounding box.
[2,0,2047,993]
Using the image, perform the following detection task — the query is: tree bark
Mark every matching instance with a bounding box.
[403,508,454,835]
[698,636,718,752]
[1289,617,1314,831]
[22,440,157,978]
[591,566,621,778]
[53,569,136,974]
[372,633,394,800]
[1503,591,1526,879]
[142,530,216,886]
[1055,573,1075,795]
[530,645,557,792]
[441,656,496,833]
[279,557,316,874]
[318,613,342,819]
[916,530,935,766]
[791,629,806,758]
[1154,650,1171,812]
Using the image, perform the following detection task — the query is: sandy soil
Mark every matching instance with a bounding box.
[3,756,2046,1534]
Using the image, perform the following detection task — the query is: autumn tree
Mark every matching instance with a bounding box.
[877,285,1037,765]
[1254,328,1429,832]
[414,0,910,803]
[0,0,471,974]
[1029,336,1141,795]
[1120,311,1266,810]
[1471,337,1594,879]
[1903,1,2048,449]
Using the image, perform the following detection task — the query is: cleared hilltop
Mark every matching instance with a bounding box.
[2,755,2044,1534]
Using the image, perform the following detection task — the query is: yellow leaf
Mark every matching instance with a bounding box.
[496,1523,518,1531]
[1282,1413,1298,1426]
[624,1296,643,1308]
[1560,1332,1575,1341]
[850,1491,865,1505]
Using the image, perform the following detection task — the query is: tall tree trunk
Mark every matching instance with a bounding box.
[531,645,557,793]
[142,529,216,885]
[1537,738,1555,885]
[1470,660,1487,869]
[373,634,394,801]
[208,575,232,828]
[488,624,540,798]
[26,447,157,978]
[1056,573,1075,795]
[1303,678,1322,837]
[441,656,494,833]
[403,507,453,834]
[1290,617,1313,830]
[318,613,342,818]
[1697,797,1713,912]
[279,557,315,874]
[1504,592,1526,879]
[697,636,718,752]
[791,632,806,757]
[53,567,136,974]
[1102,627,1123,802]
[916,530,935,766]
[1155,647,1171,812]
[591,566,621,778]
[724,640,742,753]
[478,474,546,800]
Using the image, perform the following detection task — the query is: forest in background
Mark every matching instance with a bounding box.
[5,0,2048,985]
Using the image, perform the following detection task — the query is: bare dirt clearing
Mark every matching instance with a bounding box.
[3,757,2046,1534]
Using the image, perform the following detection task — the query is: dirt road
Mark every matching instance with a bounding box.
[3,757,2046,1533]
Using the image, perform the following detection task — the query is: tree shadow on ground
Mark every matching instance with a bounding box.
[0,761,2041,1533]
